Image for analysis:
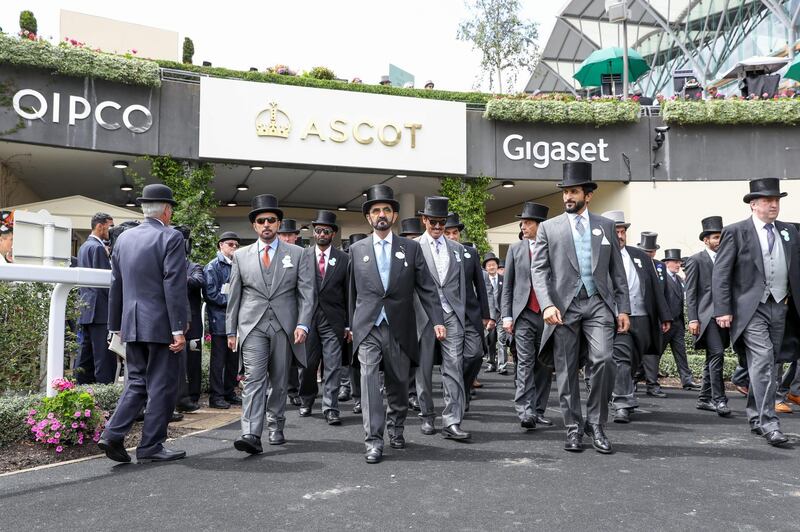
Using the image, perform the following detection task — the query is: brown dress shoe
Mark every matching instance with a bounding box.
[787,393,800,406]
[775,401,793,414]
[735,385,749,396]
[472,379,483,389]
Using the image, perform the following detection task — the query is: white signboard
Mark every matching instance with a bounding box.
[12,209,72,266]
[199,77,466,174]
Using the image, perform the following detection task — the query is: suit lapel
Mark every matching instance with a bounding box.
[444,239,460,285]
[589,213,602,272]
[745,221,766,279]
[249,244,270,298]
[522,239,532,271]
[269,241,287,297]
[777,221,792,270]
[419,234,440,287]
[560,213,579,272]
[388,237,403,290]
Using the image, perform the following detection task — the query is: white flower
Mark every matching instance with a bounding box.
[395,251,405,259]
[328,257,337,266]
[464,252,471,258]
[592,228,602,236]
[363,256,370,263]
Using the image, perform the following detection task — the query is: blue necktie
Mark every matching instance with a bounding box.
[375,240,389,325]
[765,223,775,254]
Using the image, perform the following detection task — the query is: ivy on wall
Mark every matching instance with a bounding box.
[484,94,641,126]
[439,175,493,255]
[661,97,800,126]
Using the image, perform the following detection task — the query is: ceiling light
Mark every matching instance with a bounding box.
[395,174,407,179]
[501,180,515,188]
[119,183,133,192]
[362,190,368,197]
[250,165,263,171]
[113,160,129,169]
[125,200,136,207]
[337,206,347,211]
[301,226,309,232]
[236,183,249,191]
[226,201,238,207]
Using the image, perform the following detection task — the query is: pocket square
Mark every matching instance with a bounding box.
[601,236,611,246]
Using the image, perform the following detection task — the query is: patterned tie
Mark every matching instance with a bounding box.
[318,251,326,277]
[765,223,775,254]
[435,239,441,255]
[575,215,585,237]
[262,245,271,268]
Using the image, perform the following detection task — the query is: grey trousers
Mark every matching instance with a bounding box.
[513,308,551,420]
[612,315,650,410]
[359,322,411,451]
[778,361,800,398]
[552,293,615,432]
[698,321,729,405]
[416,311,466,427]
[240,314,291,436]
[299,311,343,414]
[741,299,787,433]
[463,321,485,398]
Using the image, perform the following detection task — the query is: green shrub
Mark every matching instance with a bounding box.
[659,352,739,380]
[661,97,800,126]
[19,10,37,35]
[182,37,194,64]
[306,66,335,80]
[484,94,641,126]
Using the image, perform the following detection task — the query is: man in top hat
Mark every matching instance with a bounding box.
[685,216,731,417]
[636,232,669,392]
[399,217,424,239]
[502,201,555,430]
[713,178,800,446]
[483,252,506,372]
[99,184,188,463]
[339,233,368,412]
[530,162,630,454]
[278,219,301,245]
[298,210,351,425]
[204,231,243,409]
[412,197,472,440]
[348,185,444,463]
[226,194,315,454]
[601,210,671,424]
[442,213,493,408]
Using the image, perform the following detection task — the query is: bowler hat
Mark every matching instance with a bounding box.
[137,183,176,205]
[311,210,338,231]
[217,231,241,244]
[418,196,450,218]
[248,194,283,223]
[277,218,300,234]
[698,216,723,241]
[638,232,660,251]
[601,210,630,229]
[743,178,787,203]
[445,212,465,231]
[399,217,423,237]
[516,202,549,222]
[362,184,400,215]
[349,233,368,246]
[557,162,597,191]
[663,248,682,262]
[482,252,500,268]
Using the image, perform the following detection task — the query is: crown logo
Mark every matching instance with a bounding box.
[255,102,291,138]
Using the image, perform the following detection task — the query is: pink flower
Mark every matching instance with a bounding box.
[54,432,61,438]
[131,49,137,54]
[47,412,54,419]
[70,39,77,46]
[84,410,92,417]
[56,446,63,453]
[79,422,86,428]
[74,411,82,418]
[71,422,79,429]
[28,409,37,415]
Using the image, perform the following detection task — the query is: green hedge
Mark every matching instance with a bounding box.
[0,33,161,87]
[484,96,641,126]
[661,97,800,126]
[659,352,739,380]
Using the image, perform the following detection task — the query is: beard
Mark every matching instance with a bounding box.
[371,217,392,231]
[316,236,332,246]
[564,198,586,214]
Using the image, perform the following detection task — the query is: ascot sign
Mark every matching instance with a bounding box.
[502,134,610,169]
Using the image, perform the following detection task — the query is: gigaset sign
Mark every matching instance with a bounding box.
[12,89,153,133]
[502,134,610,169]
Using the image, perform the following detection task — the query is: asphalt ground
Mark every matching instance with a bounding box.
[2,370,800,531]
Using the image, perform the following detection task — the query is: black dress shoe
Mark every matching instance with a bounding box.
[338,390,352,402]
[98,438,131,463]
[751,426,765,436]
[647,387,668,398]
[299,406,312,417]
[442,423,471,440]
[585,423,613,454]
[613,408,631,424]
[289,395,302,407]
[176,399,200,413]
[170,412,184,423]
[715,402,732,417]
[138,448,186,462]
[683,382,702,391]
[209,399,231,409]
[486,364,497,373]
[234,434,263,454]
[764,430,789,447]
[365,448,382,464]
[420,418,436,435]
[520,417,536,431]
[534,414,553,426]
[408,396,421,411]
[324,410,341,425]
[563,431,583,452]
[469,389,477,397]
[353,401,362,414]
[224,395,243,405]
[268,430,286,445]
[696,399,717,412]
[498,368,509,375]
[390,435,406,449]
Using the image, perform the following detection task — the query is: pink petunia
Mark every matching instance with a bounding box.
[84,410,91,417]
[56,446,63,453]
[71,422,78,429]
[47,412,54,419]
[74,411,81,418]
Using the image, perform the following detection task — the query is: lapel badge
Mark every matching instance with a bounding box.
[328,257,337,266]
[395,251,405,259]
[363,255,370,263]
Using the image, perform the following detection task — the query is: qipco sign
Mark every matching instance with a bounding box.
[12,89,153,133]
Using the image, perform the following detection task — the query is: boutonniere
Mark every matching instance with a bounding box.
[398,246,408,267]
[592,228,602,236]
[281,254,294,268]
[633,257,642,268]
[781,229,790,242]
[464,251,471,258]
[453,249,461,262]
[362,255,370,263]
[328,257,337,266]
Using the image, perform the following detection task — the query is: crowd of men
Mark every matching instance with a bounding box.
[56,162,800,465]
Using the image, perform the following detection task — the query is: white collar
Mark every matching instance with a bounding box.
[316,245,329,257]
[424,232,446,247]
[751,213,776,231]
[567,210,590,223]
[706,248,717,260]
[89,234,105,245]
[258,239,278,254]
[372,232,393,246]
[620,246,629,258]
[147,217,165,226]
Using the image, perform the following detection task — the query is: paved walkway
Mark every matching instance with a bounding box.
[2,372,799,531]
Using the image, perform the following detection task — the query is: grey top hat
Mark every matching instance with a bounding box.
[482,252,500,267]
[662,248,682,262]
[638,232,660,251]
[601,210,630,229]
[418,196,450,218]
[137,184,177,205]
[311,210,338,231]
[399,217,423,236]
[557,162,597,191]
[445,212,465,231]
[362,184,400,215]
[348,233,368,246]
[698,216,723,241]
[277,218,300,234]
[217,231,241,244]
[249,194,283,223]
[743,178,787,203]
[516,201,549,222]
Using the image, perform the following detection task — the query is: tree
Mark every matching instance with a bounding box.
[457,0,539,94]
[182,37,194,64]
[19,10,37,35]
[439,175,493,255]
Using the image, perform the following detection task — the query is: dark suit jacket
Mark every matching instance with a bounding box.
[108,218,188,344]
[462,246,490,331]
[625,245,671,353]
[186,260,204,341]
[77,237,111,325]
[684,250,721,349]
[303,245,351,364]
[665,270,685,320]
[348,234,443,365]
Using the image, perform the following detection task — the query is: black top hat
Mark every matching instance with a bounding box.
[348,233,368,246]
[217,231,241,244]
[362,184,400,215]
[557,162,597,191]
[249,194,284,223]
[743,178,787,203]
[482,252,500,267]
[663,248,682,262]
[418,196,450,218]
[638,232,660,251]
[498,260,505,268]
[698,216,723,241]
[137,183,177,205]
[311,210,338,231]
[516,202,549,222]
[445,212,465,231]
[277,218,300,234]
[399,217,423,236]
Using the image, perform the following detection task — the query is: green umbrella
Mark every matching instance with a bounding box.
[573,47,650,88]
[785,54,800,82]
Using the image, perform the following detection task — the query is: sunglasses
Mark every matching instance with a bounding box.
[222,241,239,248]
[314,228,334,235]
[255,216,279,225]
[428,218,447,227]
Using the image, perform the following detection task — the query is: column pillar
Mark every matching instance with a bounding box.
[398,193,415,222]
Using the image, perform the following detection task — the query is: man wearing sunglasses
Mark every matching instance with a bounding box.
[226,195,315,455]
[297,210,351,425]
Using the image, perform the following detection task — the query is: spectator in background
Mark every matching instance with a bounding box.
[634,88,653,105]
[278,219,301,245]
[403,81,414,89]
[351,77,363,84]
[379,75,391,86]
[706,86,719,99]
[424,80,435,89]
